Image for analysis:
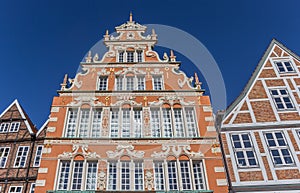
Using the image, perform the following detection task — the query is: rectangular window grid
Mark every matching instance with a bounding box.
[154,162,165,190]
[118,52,124,62]
[151,109,161,137]
[122,109,131,138]
[110,110,119,138]
[275,61,295,73]
[127,51,134,62]
[116,76,123,91]
[107,162,117,190]
[137,51,143,62]
[0,123,9,133]
[58,161,70,190]
[0,147,10,168]
[71,161,84,190]
[137,76,145,90]
[78,109,89,138]
[14,146,29,167]
[193,161,205,190]
[185,108,198,137]
[33,145,43,167]
[91,109,102,138]
[98,77,107,91]
[126,76,134,90]
[180,161,192,190]
[121,162,130,190]
[134,162,144,190]
[8,186,23,193]
[133,109,142,138]
[66,109,77,137]
[174,109,184,137]
[270,89,294,110]
[86,162,97,190]
[231,133,258,167]
[167,161,178,190]
[9,122,20,132]
[162,108,173,137]
[153,76,163,90]
[265,131,294,166]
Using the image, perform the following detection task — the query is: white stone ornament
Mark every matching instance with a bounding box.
[106,144,145,159]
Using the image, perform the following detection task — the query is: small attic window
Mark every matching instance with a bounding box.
[274,60,295,73]
[9,122,20,132]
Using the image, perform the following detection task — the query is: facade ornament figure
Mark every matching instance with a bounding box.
[145,170,153,190]
[106,144,145,159]
[97,171,106,190]
[163,52,169,62]
[151,144,203,159]
[58,144,100,159]
[194,72,202,89]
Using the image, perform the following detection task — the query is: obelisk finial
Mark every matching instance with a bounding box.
[129,12,133,22]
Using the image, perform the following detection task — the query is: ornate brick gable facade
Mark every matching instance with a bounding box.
[35,15,227,193]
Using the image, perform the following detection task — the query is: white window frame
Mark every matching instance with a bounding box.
[107,161,117,190]
[150,108,161,138]
[230,133,258,168]
[0,147,10,168]
[98,76,108,91]
[126,51,134,62]
[29,183,35,193]
[71,161,84,190]
[192,160,206,190]
[65,108,78,138]
[91,109,102,138]
[137,50,143,62]
[153,161,165,190]
[274,60,295,73]
[14,146,29,168]
[33,145,43,167]
[264,131,295,167]
[9,122,20,132]
[57,161,71,190]
[0,122,10,133]
[8,186,23,193]
[118,51,124,62]
[78,109,90,138]
[162,108,173,137]
[184,107,199,137]
[270,88,295,110]
[85,161,98,190]
[152,76,163,90]
[115,75,145,91]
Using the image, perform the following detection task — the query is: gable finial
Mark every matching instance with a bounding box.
[170,50,176,62]
[129,12,133,22]
[194,72,202,89]
[60,74,68,90]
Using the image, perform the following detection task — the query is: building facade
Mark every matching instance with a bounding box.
[35,15,227,193]
[0,100,46,193]
[218,39,300,192]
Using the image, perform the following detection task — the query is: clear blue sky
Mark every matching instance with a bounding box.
[0,0,300,128]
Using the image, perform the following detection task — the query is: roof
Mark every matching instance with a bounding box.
[0,99,36,135]
[224,39,300,118]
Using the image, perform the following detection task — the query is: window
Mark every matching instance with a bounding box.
[270,89,294,110]
[91,109,102,138]
[153,76,163,90]
[78,109,89,138]
[231,133,258,167]
[121,109,131,138]
[107,161,144,190]
[118,52,124,62]
[275,60,295,73]
[0,123,9,133]
[71,161,84,190]
[0,147,10,168]
[151,109,161,137]
[265,131,294,166]
[58,161,96,191]
[110,110,119,138]
[14,146,29,167]
[8,186,22,193]
[168,161,178,190]
[98,77,108,91]
[116,76,123,91]
[153,160,206,191]
[30,183,35,193]
[162,108,173,137]
[33,145,43,167]
[66,108,78,137]
[133,109,142,138]
[9,122,20,132]
[57,161,71,190]
[137,76,145,90]
[193,161,206,190]
[86,162,97,190]
[185,108,198,137]
[137,50,143,62]
[127,51,134,62]
[126,76,134,90]
[154,162,165,190]
[107,162,117,190]
[174,109,184,137]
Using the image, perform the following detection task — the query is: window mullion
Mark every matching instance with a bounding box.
[75,108,80,137]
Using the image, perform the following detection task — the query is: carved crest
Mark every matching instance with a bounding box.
[106,144,145,159]
[58,144,100,160]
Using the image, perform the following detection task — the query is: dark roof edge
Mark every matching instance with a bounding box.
[223,39,300,119]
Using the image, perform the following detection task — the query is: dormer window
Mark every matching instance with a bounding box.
[127,51,134,62]
[274,60,295,73]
